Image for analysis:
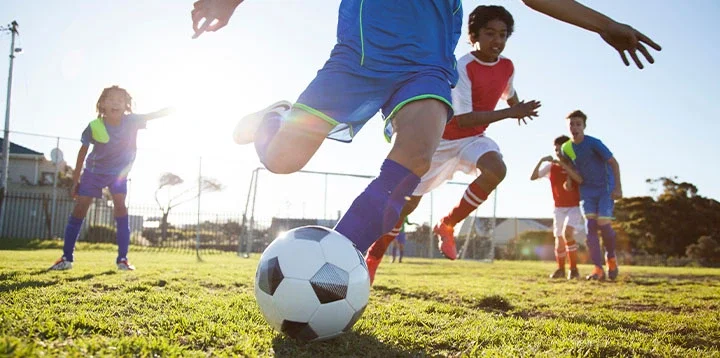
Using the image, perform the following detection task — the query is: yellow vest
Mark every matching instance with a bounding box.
[89,118,110,144]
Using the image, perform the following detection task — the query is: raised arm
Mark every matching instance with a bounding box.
[454,93,540,129]
[530,156,553,181]
[137,107,174,121]
[521,0,661,69]
[191,0,245,38]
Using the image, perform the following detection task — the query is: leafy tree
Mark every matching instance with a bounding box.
[154,172,224,243]
[686,236,720,266]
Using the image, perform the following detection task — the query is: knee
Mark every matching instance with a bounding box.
[400,151,434,177]
[263,157,304,175]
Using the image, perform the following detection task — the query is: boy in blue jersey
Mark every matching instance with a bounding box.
[561,110,622,280]
[190,0,660,256]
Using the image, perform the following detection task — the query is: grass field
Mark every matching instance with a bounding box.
[1,243,719,357]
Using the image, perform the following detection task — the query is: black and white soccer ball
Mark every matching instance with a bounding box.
[254,225,370,341]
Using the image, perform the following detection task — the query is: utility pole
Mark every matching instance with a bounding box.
[0,21,20,235]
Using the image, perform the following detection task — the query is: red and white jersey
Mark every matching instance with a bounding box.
[443,53,515,140]
[538,163,581,208]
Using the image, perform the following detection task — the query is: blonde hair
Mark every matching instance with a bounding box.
[96,85,132,117]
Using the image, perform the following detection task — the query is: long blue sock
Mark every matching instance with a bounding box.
[254,112,282,166]
[335,159,420,253]
[585,218,603,267]
[63,216,84,262]
[392,245,398,260]
[599,223,617,259]
[116,216,130,262]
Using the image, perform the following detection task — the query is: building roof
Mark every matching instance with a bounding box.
[0,138,44,156]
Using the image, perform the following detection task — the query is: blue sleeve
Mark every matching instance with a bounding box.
[129,113,147,130]
[592,138,613,162]
[81,125,92,146]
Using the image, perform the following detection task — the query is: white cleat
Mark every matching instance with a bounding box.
[117,258,136,271]
[49,256,73,271]
[233,100,292,144]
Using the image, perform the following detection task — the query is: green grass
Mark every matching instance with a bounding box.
[1,244,719,357]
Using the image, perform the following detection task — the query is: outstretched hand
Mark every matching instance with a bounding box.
[599,21,662,69]
[191,0,242,39]
[509,100,542,125]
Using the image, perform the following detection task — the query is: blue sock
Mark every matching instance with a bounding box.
[335,159,420,253]
[600,223,617,259]
[585,219,604,267]
[254,112,282,166]
[116,216,130,262]
[392,245,398,260]
[63,216,84,262]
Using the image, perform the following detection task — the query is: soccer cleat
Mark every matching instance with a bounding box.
[434,222,457,260]
[49,256,73,271]
[365,255,381,285]
[233,100,292,144]
[607,257,619,280]
[549,268,566,279]
[585,266,605,281]
[567,268,580,280]
[117,258,136,271]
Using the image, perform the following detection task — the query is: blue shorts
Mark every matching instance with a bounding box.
[77,171,128,198]
[395,231,407,245]
[580,190,614,220]
[295,54,453,143]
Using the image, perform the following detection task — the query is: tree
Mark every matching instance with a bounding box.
[686,236,720,266]
[615,177,720,258]
[154,172,224,243]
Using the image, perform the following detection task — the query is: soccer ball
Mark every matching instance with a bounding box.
[254,225,370,341]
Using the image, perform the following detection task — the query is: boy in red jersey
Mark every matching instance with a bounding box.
[531,135,584,279]
[364,5,541,283]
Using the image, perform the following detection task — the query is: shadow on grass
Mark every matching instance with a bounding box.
[373,285,515,315]
[272,331,431,358]
[0,270,116,293]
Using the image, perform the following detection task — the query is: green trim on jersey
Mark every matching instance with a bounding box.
[359,0,366,66]
[383,94,452,143]
[89,118,110,144]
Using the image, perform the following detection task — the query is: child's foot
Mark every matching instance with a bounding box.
[365,255,381,285]
[549,268,565,279]
[585,266,605,281]
[567,268,580,280]
[607,257,619,280]
[434,222,457,260]
[233,100,292,144]
[49,256,73,271]
[117,258,136,271]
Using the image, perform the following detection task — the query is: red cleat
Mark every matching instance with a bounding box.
[365,255,382,285]
[434,222,457,260]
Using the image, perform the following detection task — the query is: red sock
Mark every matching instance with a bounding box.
[555,249,566,269]
[367,219,403,259]
[442,182,489,227]
[566,239,578,269]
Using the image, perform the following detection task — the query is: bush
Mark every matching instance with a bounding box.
[85,225,117,244]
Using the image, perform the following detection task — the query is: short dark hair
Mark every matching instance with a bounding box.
[566,110,587,124]
[468,6,514,38]
[554,135,570,146]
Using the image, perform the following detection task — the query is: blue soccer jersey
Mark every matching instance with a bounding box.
[335,0,462,85]
[562,135,615,196]
[81,114,147,176]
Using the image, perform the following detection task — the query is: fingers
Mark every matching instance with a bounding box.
[629,49,644,69]
[192,18,212,39]
[619,51,630,67]
[637,31,662,51]
[636,43,655,65]
[207,18,229,32]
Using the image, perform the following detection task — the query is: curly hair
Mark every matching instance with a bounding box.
[468,5,515,38]
[96,85,132,117]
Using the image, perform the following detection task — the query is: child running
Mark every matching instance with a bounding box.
[190,0,660,262]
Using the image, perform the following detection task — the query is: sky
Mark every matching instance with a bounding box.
[1,0,720,226]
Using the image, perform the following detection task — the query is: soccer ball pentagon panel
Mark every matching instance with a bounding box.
[254,225,370,341]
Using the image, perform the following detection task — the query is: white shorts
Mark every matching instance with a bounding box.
[413,135,501,196]
[553,206,584,237]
